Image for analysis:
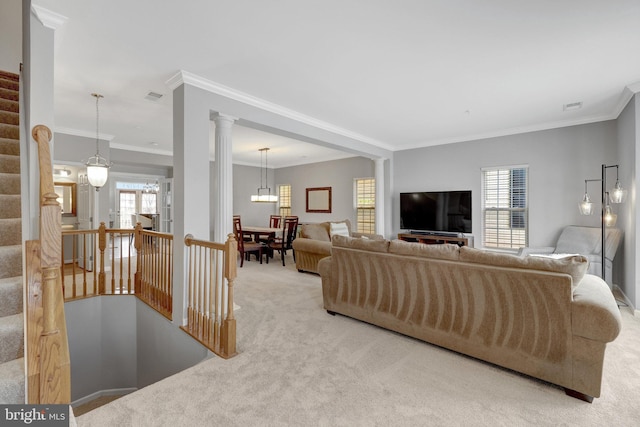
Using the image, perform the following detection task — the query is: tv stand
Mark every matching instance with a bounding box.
[398,233,473,247]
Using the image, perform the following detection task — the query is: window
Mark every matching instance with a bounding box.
[482,166,528,249]
[278,184,291,217]
[119,191,137,228]
[141,193,157,215]
[355,178,375,234]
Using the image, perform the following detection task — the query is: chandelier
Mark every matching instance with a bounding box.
[144,181,160,193]
[85,93,112,191]
[250,147,277,203]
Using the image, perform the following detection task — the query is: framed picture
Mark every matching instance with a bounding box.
[306,187,332,213]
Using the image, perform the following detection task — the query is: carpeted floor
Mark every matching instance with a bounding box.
[77,254,640,426]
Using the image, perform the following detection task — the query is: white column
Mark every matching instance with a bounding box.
[213,114,236,242]
[375,158,386,237]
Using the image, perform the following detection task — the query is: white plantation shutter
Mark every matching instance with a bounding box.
[482,166,528,249]
[278,184,291,217]
[355,178,375,234]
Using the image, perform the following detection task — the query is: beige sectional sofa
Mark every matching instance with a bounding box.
[292,219,383,274]
[318,235,622,402]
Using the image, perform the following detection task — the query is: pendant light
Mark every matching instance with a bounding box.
[250,147,278,203]
[85,93,111,191]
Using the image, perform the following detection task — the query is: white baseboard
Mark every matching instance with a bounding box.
[71,387,137,407]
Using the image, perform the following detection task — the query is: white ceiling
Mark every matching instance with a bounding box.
[33,0,640,168]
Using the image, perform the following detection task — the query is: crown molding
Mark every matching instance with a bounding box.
[31,4,68,30]
[110,143,174,157]
[55,126,115,141]
[165,70,395,152]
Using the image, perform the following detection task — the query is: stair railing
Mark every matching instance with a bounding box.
[182,233,238,358]
[26,125,71,404]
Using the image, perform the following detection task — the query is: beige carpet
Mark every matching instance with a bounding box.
[77,254,640,426]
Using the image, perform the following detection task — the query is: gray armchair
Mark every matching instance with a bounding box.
[519,225,622,284]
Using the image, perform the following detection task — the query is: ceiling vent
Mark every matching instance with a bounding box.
[563,101,582,111]
[145,91,164,101]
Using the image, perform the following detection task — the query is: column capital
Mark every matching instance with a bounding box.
[212,113,238,125]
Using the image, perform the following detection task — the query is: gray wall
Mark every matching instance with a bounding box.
[66,297,137,402]
[393,121,618,249]
[231,163,277,227]
[136,299,209,389]
[275,156,375,224]
[65,296,207,403]
[0,0,21,73]
[617,95,638,309]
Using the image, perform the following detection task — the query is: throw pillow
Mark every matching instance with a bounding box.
[329,222,350,238]
[388,240,460,261]
[332,234,390,253]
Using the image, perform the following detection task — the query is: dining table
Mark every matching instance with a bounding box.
[242,225,283,243]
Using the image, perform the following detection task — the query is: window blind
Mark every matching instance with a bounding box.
[355,178,375,234]
[278,184,291,217]
[482,166,528,249]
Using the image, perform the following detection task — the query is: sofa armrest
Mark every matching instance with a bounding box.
[571,274,622,343]
[351,232,385,240]
[292,237,332,256]
[518,246,555,257]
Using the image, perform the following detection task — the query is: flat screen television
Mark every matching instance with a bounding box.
[400,191,472,234]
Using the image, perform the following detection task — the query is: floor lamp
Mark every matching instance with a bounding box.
[578,164,626,283]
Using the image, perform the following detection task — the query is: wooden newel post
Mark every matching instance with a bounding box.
[134,222,143,293]
[98,222,106,294]
[30,125,71,404]
[221,233,237,358]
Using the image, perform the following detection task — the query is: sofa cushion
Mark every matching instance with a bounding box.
[300,222,330,241]
[388,240,460,261]
[332,235,390,253]
[330,221,350,238]
[459,247,588,290]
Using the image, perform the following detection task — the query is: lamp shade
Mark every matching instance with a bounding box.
[610,180,627,203]
[86,162,109,189]
[579,193,593,215]
[251,191,278,203]
[604,205,617,227]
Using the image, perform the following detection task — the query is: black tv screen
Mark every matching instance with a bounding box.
[400,191,472,234]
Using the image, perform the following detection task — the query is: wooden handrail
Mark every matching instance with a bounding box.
[27,125,71,404]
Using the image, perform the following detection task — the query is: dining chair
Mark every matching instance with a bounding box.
[269,215,282,228]
[267,216,298,266]
[233,215,252,242]
[233,216,266,267]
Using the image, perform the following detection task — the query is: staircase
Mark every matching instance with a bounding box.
[0,70,25,404]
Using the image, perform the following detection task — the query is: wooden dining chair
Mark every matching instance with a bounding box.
[233,216,266,267]
[269,215,282,228]
[267,216,298,266]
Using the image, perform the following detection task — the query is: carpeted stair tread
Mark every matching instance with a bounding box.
[0,313,24,365]
[0,173,20,194]
[0,154,20,174]
[0,195,20,219]
[0,78,19,92]
[0,219,21,246]
[0,110,19,126]
[0,138,20,156]
[0,195,20,218]
[0,88,18,103]
[0,245,22,279]
[0,99,18,114]
[0,124,19,141]
[0,276,22,318]
[0,71,18,82]
[0,357,25,404]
